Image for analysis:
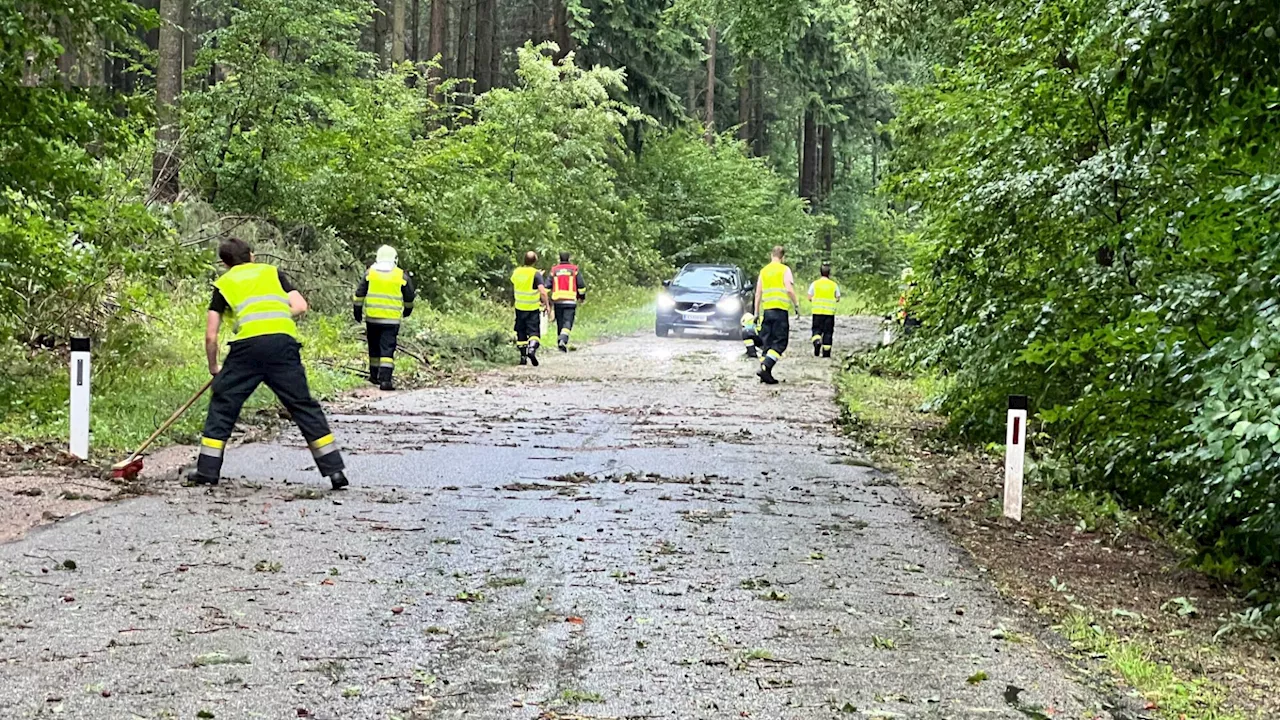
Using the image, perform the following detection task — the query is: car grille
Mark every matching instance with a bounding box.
[676,302,714,312]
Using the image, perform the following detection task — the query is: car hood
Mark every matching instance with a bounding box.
[665,287,731,304]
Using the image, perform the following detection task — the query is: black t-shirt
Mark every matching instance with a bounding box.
[209,269,297,313]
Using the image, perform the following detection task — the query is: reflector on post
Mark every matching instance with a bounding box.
[1003,395,1028,521]
[70,336,91,460]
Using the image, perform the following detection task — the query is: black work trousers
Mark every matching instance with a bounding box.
[811,314,835,356]
[197,334,344,481]
[514,309,541,352]
[366,322,400,383]
[741,325,762,356]
[554,304,576,346]
[759,309,790,370]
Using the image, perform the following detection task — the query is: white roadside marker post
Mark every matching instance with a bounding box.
[882,316,893,346]
[1003,395,1028,521]
[69,336,91,460]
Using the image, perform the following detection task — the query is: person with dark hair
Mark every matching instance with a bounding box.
[511,251,548,366]
[548,251,586,352]
[353,245,415,390]
[808,263,841,358]
[752,246,799,384]
[190,237,349,491]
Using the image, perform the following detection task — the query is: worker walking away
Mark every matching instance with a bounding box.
[189,237,348,490]
[808,263,841,358]
[353,245,415,391]
[512,251,549,366]
[741,312,762,358]
[548,251,586,352]
[753,246,800,385]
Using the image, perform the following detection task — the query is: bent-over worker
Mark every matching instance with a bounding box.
[190,237,348,491]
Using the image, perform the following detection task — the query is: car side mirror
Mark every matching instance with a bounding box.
[744,281,754,291]
[662,279,671,287]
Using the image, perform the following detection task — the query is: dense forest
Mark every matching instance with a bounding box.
[4,0,1280,582]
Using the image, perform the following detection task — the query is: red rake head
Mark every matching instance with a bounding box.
[111,457,144,480]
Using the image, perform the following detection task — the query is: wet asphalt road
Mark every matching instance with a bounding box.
[1,319,1110,719]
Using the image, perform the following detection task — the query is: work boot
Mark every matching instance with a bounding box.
[745,347,758,359]
[558,342,568,353]
[528,348,540,367]
[813,341,822,357]
[182,466,219,487]
[822,348,832,359]
[328,471,350,491]
[379,380,395,391]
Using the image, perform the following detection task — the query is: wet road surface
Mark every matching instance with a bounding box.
[1,319,1110,719]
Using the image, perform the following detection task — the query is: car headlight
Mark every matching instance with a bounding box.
[716,296,742,314]
[657,294,676,310]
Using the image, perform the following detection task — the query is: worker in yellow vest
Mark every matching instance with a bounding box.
[752,245,800,384]
[511,250,549,366]
[808,263,841,358]
[353,245,416,391]
[188,237,348,491]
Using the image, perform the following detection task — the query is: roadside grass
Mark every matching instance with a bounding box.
[0,292,365,455]
[0,285,654,457]
[568,285,656,344]
[835,353,1275,719]
[1058,615,1243,720]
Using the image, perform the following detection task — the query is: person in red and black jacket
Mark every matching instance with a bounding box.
[548,251,586,352]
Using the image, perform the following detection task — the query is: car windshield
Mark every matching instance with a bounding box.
[674,268,737,290]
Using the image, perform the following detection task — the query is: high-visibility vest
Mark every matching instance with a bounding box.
[214,263,298,341]
[550,263,579,303]
[511,266,542,311]
[364,267,406,324]
[759,261,792,311]
[811,277,839,316]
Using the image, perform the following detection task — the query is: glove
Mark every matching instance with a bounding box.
[354,308,363,323]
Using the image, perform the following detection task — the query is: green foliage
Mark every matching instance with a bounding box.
[890,0,1280,574]
[622,129,816,268]
[0,0,153,205]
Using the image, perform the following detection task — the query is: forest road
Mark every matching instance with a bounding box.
[0,318,1120,720]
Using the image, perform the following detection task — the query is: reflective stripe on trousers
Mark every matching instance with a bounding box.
[309,434,338,458]
[199,436,225,457]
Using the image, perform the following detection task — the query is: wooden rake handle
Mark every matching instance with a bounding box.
[127,377,214,462]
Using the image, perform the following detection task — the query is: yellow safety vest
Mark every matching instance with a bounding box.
[214,263,298,341]
[364,267,406,324]
[511,266,542,311]
[811,277,839,316]
[759,261,792,312]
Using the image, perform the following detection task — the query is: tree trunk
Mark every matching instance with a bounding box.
[456,0,472,84]
[551,0,572,60]
[487,0,499,86]
[153,0,183,203]
[820,124,835,199]
[737,65,750,144]
[374,0,389,68]
[473,0,493,93]
[411,0,421,61]
[799,105,817,202]
[750,59,765,156]
[429,0,447,65]
[703,24,716,143]
[392,0,407,63]
[182,0,194,72]
[686,71,697,119]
